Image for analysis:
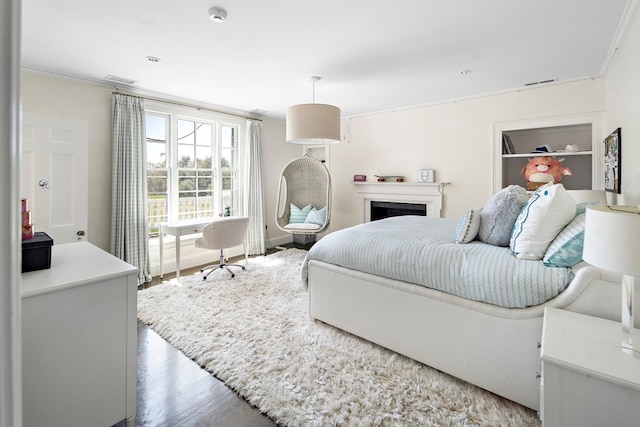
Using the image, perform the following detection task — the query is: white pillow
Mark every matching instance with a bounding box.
[510,183,576,260]
[454,209,480,244]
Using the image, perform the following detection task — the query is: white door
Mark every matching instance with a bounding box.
[21,112,88,244]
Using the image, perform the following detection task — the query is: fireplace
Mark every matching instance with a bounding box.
[370,201,426,221]
[354,182,447,223]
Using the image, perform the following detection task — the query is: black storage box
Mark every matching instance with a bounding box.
[22,232,54,273]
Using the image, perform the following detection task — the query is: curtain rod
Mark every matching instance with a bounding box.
[112,90,262,122]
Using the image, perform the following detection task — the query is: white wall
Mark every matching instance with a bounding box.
[22,72,113,250]
[605,2,640,206]
[21,71,298,259]
[262,120,304,246]
[330,79,607,232]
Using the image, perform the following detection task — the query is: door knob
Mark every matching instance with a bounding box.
[38,179,49,189]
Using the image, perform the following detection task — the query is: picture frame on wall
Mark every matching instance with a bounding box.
[603,127,621,193]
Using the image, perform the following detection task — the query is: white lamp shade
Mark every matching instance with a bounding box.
[583,206,640,277]
[286,103,341,144]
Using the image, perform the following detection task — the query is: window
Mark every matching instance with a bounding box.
[145,102,245,237]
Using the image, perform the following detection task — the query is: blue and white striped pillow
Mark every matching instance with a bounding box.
[542,201,598,267]
[289,203,312,224]
[543,213,586,267]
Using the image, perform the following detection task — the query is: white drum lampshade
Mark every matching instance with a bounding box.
[583,205,640,358]
[286,103,341,145]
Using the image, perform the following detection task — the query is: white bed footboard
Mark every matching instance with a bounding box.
[308,260,623,411]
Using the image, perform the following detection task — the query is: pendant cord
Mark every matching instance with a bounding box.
[312,79,316,103]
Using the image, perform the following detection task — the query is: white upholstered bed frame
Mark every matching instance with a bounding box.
[308,260,623,411]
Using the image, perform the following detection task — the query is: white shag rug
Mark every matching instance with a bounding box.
[138,248,540,427]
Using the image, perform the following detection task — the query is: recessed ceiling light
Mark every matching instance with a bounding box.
[146,56,161,63]
[460,69,473,75]
[209,7,227,23]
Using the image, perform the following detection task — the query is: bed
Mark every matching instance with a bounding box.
[302,187,625,412]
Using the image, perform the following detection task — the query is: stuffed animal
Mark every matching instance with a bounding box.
[521,156,572,191]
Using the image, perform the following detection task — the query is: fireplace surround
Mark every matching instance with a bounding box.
[354,182,447,223]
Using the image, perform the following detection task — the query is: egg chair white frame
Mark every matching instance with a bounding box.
[275,156,331,235]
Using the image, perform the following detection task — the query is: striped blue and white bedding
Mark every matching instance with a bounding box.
[301,216,574,308]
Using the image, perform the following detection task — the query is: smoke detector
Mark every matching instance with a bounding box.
[209,7,227,23]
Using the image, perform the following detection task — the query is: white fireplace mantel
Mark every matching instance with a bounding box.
[353,181,449,222]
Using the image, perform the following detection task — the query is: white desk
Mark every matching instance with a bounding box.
[159,218,215,280]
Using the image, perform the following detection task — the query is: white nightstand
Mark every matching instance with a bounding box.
[540,307,640,427]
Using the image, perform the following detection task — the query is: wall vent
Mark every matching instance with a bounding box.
[524,78,556,87]
[104,74,137,85]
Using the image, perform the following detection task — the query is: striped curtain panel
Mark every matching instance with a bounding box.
[111,94,152,284]
[245,119,266,255]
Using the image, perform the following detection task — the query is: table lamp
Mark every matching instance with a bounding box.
[583,205,640,358]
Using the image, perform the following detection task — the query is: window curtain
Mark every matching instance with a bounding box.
[245,119,266,255]
[111,94,152,284]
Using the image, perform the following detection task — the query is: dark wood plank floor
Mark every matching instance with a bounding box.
[122,321,277,427]
[114,250,294,427]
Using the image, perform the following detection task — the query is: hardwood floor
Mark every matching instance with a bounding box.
[115,246,315,427]
[118,321,277,427]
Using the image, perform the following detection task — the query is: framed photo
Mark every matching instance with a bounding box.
[603,128,621,193]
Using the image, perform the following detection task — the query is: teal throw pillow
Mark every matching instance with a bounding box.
[543,212,587,267]
[305,206,327,226]
[575,201,597,216]
[289,203,312,224]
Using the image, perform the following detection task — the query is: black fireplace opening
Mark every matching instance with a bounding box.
[370,201,426,221]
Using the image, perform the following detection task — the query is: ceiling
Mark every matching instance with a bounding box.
[21,0,630,121]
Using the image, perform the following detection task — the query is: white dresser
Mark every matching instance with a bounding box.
[540,307,640,427]
[21,242,138,427]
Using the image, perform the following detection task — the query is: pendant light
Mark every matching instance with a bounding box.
[286,76,341,144]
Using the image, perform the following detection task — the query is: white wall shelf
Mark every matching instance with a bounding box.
[493,113,604,193]
[502,151,592,159]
